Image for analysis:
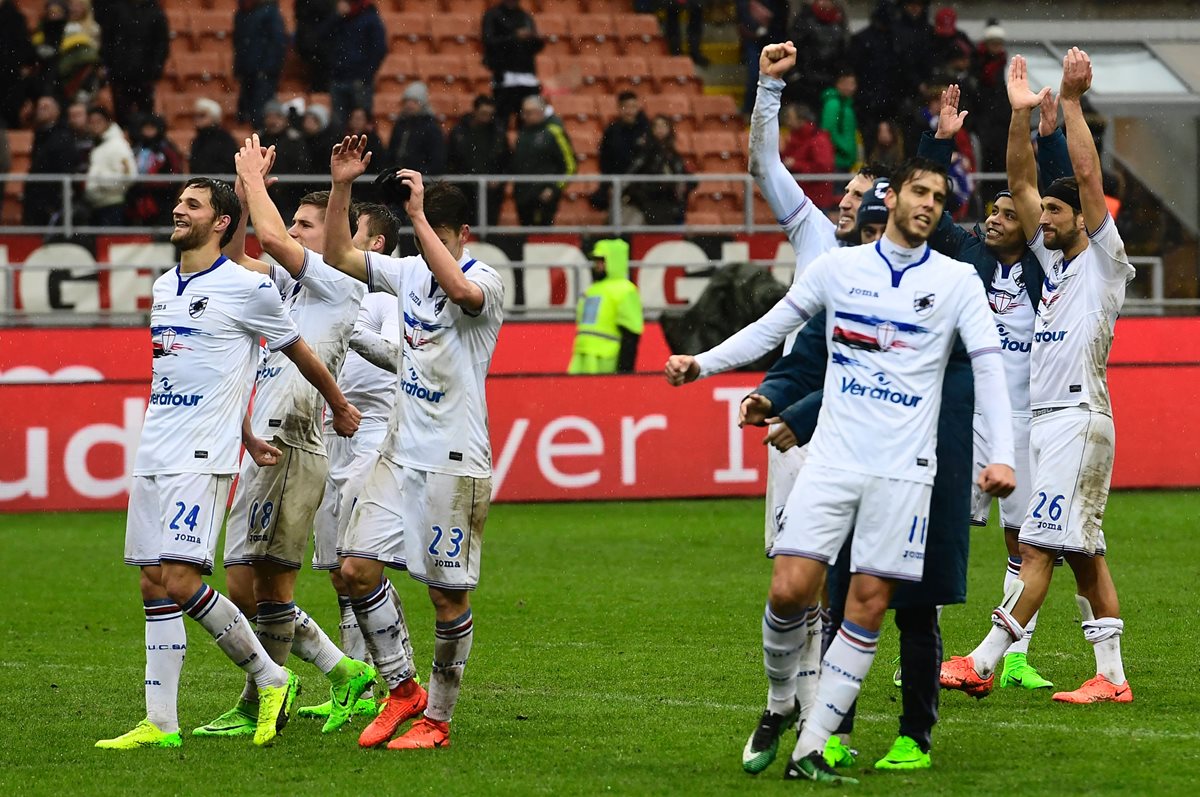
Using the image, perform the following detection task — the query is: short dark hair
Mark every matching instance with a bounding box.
[180,177,241,247]
[87,104,111,122]
[858,162,892,182]
[617,91,638,104]
[422,182,470,230]
[473,94,496,111]
[890,156,951,198]
[352,201,401,254]
[299,190,357,228]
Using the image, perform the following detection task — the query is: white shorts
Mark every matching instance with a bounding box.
[772,464,932,582]
[764,441,808,555]
[341,457,491,590]
[1019,407,1113,556]
[224,440,329,569]
[971,412,1033,531]
[125,473,234,575]
[313,424,388,570]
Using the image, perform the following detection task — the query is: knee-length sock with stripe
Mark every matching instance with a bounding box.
[144,599,186,733]
[293,605,345,674]
[337,595,370,663]
[762,604,809,716]
[793,606,823,722]
[350,580,414,689]
[794,620,880,758]
[426,609,474,723]
[182,584,287,689]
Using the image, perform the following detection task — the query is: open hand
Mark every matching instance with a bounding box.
[395,169,425,218]
[331,135,372,185]
[1038,88,1060,135]
[936,84,969,139]
[1059,46,1092,101]
[1007,55,1051,111]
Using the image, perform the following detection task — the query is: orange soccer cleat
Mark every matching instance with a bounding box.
[939,655,994,699]
[386,717,451,750]
[357,680,428,748]
[1052,675,1133,704]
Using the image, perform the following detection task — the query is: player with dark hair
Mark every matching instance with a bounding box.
[322,136,505,751]
[941,49,1135,706]
[96,177,359,750]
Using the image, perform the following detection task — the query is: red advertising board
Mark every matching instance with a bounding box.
[2,321,1199,512]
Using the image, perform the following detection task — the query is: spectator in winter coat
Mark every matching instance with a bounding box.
[511,94,575,227]
[257,99,312,223]
[850,1,901,153]
[866,118,905,169]
[342,107,384,162]
[126,112,183,225]
[482,0,544,131]
[65,100,94,202]
[83,105,136,226]
[971,21,1009,180]
[931,7,973,69]
[735,0,789,114]
[301,103,339,169]
[819,69,860,172]
[188,98,238,176]
[92,0,168,127]
[892,0,935,108]
[624,114,692,226]
[326,0,387,124]
[233,0,287,128]
[23,95,77,225]
[0,0,36,128]
[779,103,835,209]
[294,0,335,92]
[384,82,446,176]
[593,91,649,211]
[784,0,849,110]
[446,95,510,226]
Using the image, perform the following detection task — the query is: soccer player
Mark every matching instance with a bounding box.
[96,177,359,750]
[667,157,1017,784]
[300,204,408,722]
[941,50,1135,704]
[323,136,505,750]
[194,138,374,738]
[922,84,1073,691]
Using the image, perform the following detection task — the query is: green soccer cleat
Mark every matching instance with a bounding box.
[823,736,858,768]
[322,660,378,734]
[875,735,931,770]
[741,703,799,774]
[254,669,300,747]
[1000,653,1054,690]
[297,696,381,720]
[191,700,257,737]
[892,655,903,688]
[785,751,860,785]
[96,719,182,750]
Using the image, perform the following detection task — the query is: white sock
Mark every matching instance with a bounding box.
[969,626,1018,678]
[1083,617,1126,684]
[1002,557,1037,656]
[255,600,296,665]
[762,604,807,715]
[143,599,185,734]
[182,584,286,688]
[293,606,346,675]
[795,621,880,758]
[337,595,370,663]
[351,579,414,689]
[426,609,474,723]
[385,580,415,664]
[793,606,823,723]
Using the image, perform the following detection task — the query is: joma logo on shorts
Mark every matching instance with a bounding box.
[839,377,922,407]
[902,550,925,560]
[434,559,462,568]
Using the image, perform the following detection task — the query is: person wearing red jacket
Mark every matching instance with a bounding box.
[780,104,835,210]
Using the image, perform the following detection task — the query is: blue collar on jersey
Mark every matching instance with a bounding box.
[427,258,477,299]
[873,241,930,288]
[174,255,228,296]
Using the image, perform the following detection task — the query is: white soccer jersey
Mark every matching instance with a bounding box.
[1028,215,1134,415]
[784,239,1008,484]
[134,256,299,476]
[365,248,504,478]
[251,248,365,454]
[987,261,1035,415]
[327,292,400,429]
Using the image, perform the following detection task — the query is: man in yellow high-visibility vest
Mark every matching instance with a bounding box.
[567,239,644,374]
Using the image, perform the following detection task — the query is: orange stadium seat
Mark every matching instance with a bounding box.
[7,130,33,173]
[400,0,444,14]
[428,91,471,127]
[531,0,584,12]
[615,14,664,58]
[190,10,233,48]
[604,56,650,95]
[593,93,617,124]
[691,94,740,127]
[673,129,695,159]
[430,14,481,54]
[695,131,743,173]
[377,53,419,88]
[650,55,702,94]
[643,94,692,130]
[569,127,602,168]
[389,13,433,48]
[569,13,618,56]
[557,196,608,226]
[687,209,724,227]
[179,51,231,92]
[552,95,598,127]
[415,55,476,92]
[374,91,404,122]
[583,0,628,13]
[165,7,192,48]
[534,14,573,57]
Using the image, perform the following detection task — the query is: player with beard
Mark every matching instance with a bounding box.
[670,157,1016,784]
[97,177,359,750]
[941,50,1134,705]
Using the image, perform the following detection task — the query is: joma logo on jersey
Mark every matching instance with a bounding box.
[1034,330,1068,343]
[408,291,422,306]
[839,376,923,407]
[848,287,879,298]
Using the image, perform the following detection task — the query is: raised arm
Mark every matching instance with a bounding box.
[323,136,373,283]
[396,170,485,313]
[920,84,971,254]
[1035,89,1073,186]
[236,134,306,274]
[225,156,274,275]
[1058,47,1106,233]
[1006,55,1051,241]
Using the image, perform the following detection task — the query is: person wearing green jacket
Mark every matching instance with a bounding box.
[820,69,861,172]
[567,239,643,374]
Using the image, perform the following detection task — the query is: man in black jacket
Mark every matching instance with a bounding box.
[23,95,76,225]
[447,95,509,226]
[482,0,544,131]
[510,95,575,227]
[189,98,238,177]
[593,91,649,212]
[93,0,168,128]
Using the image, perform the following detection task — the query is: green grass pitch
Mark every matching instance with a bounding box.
[2,493,1199,796]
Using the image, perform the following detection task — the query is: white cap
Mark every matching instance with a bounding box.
[194,98,222,121]
[983,23,1006,41]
